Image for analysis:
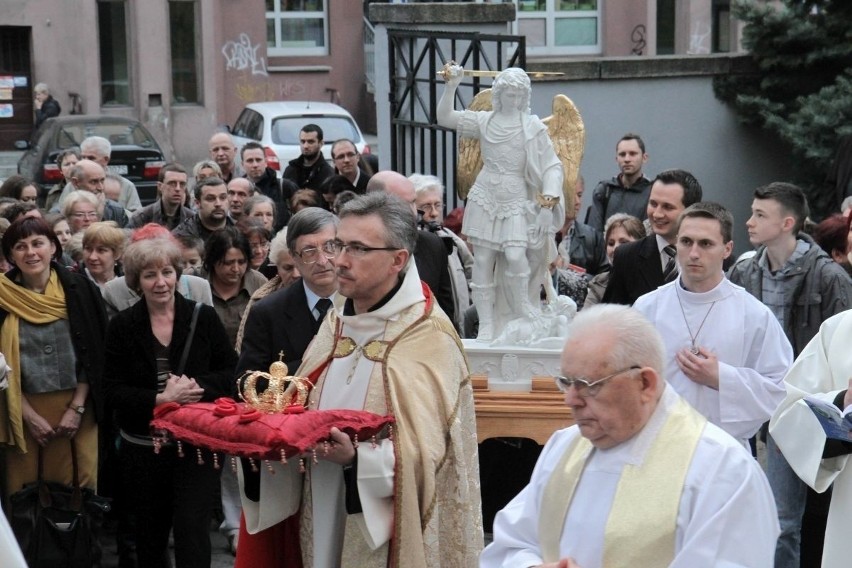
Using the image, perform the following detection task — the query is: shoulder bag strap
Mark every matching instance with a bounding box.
[176,303,202,377]
[36,439,83,510]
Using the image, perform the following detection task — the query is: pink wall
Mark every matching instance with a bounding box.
[602,2,651,56]
[216,2,370,130]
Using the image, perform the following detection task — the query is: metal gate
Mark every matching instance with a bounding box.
[388,29,525,211]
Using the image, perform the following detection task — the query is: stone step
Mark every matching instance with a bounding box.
[0,152,23,184]
[0,151,23,167]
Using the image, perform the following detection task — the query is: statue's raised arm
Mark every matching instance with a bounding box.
[436,62,464,131]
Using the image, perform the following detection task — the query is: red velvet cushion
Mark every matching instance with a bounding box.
[150,398,394,460]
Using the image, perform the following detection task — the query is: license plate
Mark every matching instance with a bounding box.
[108,164,128,175]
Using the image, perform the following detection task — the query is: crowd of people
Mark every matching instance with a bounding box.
[0,112,851,568]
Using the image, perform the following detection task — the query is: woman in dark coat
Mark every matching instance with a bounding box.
[103,235,237,568]
[0,216,107,504]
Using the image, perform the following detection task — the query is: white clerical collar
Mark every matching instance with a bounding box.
[676,276,732,304]
[338,258,425,330]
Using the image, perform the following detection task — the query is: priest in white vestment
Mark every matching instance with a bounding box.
[633,202,792,446]
[236,192,482,568]
[481,304,779,568]
[770,310,852,568]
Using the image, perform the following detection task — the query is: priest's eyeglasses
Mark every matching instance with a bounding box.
[554,365,641,398]
[330,240,400,258]
[293,240,337,264]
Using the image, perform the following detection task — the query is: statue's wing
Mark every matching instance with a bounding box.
[543,94,585,218]
[456,89,492,200]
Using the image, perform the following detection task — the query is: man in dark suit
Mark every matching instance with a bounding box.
[602,169,703,305]
[237,207,338,375]
[367,170,456,326]
[331,139,372,193]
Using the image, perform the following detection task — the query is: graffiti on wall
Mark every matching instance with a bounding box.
[279,80,307,98]
[222,33,268,77]
[688,21,711,55]
[234,80,274,104]
[234,79,309,104]
[631,25,646,56]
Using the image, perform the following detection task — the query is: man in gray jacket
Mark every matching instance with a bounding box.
[728,181,852,568]
[587,133,652,232]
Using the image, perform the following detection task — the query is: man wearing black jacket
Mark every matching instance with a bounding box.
[242,141,293,230]
[282,124,334,191]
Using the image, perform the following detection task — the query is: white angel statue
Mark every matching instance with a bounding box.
[437,63,565,342]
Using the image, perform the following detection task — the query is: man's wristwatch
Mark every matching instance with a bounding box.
[70,404,85,415]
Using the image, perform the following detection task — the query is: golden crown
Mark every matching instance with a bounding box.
[238,352,311,414]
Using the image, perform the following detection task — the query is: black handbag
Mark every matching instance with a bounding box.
[8,438,111,568]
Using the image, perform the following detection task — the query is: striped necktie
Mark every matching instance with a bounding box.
[662,245,678,282]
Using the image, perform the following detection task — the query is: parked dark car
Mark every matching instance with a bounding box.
[16,115,165,207]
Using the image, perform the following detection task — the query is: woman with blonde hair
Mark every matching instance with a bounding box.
[81,221,127,290]
[62,190,101,234]
[583,213,646,307]
[103,236,235,567]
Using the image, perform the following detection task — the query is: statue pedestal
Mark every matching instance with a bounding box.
[463,338,562,391]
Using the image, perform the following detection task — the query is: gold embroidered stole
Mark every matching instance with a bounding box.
[538,396,706,566]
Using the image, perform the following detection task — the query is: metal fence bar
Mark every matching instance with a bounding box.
[388,29,525,215]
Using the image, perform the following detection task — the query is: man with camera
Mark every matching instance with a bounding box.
[411,174,473,332]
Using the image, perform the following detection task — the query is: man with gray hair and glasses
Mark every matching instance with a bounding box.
[481,304,779,568]
[237,206,339,376]
[55,135,142,212]
[236,193,482,567]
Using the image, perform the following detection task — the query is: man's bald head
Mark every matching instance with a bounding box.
[367,171,417,216]
[70,160,107,196]
[208,132,237,174]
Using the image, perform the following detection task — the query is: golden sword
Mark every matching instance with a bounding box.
[436,63,563,80]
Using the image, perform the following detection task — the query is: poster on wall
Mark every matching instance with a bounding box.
[0,104,13,118]
[0,89,12,101]
[13,77,27,88]
[0,77,13,89]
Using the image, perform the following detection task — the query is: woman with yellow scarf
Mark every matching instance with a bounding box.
[0,216,107,504]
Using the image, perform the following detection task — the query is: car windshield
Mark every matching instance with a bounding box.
[271,116,359,145]
[54,122,158,150]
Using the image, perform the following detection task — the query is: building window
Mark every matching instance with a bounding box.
[514,0,601,56]
[98,0,131,106]
[169,1,201,103]
[712,0,731,53]
[266,0,328,57]
[656,0,675,55]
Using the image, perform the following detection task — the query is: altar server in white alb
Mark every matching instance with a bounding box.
[480,304,779,568]
[633,202,792,446]
[770,309,852,568]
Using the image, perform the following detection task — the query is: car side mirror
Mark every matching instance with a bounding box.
[14,140,29,150]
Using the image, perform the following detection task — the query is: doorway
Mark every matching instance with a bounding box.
[0,27,33,150]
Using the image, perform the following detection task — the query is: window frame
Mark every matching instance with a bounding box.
[265,0,329,57]
[168,0,203,105]
[97,0,133,107]
[512,0,602,56]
